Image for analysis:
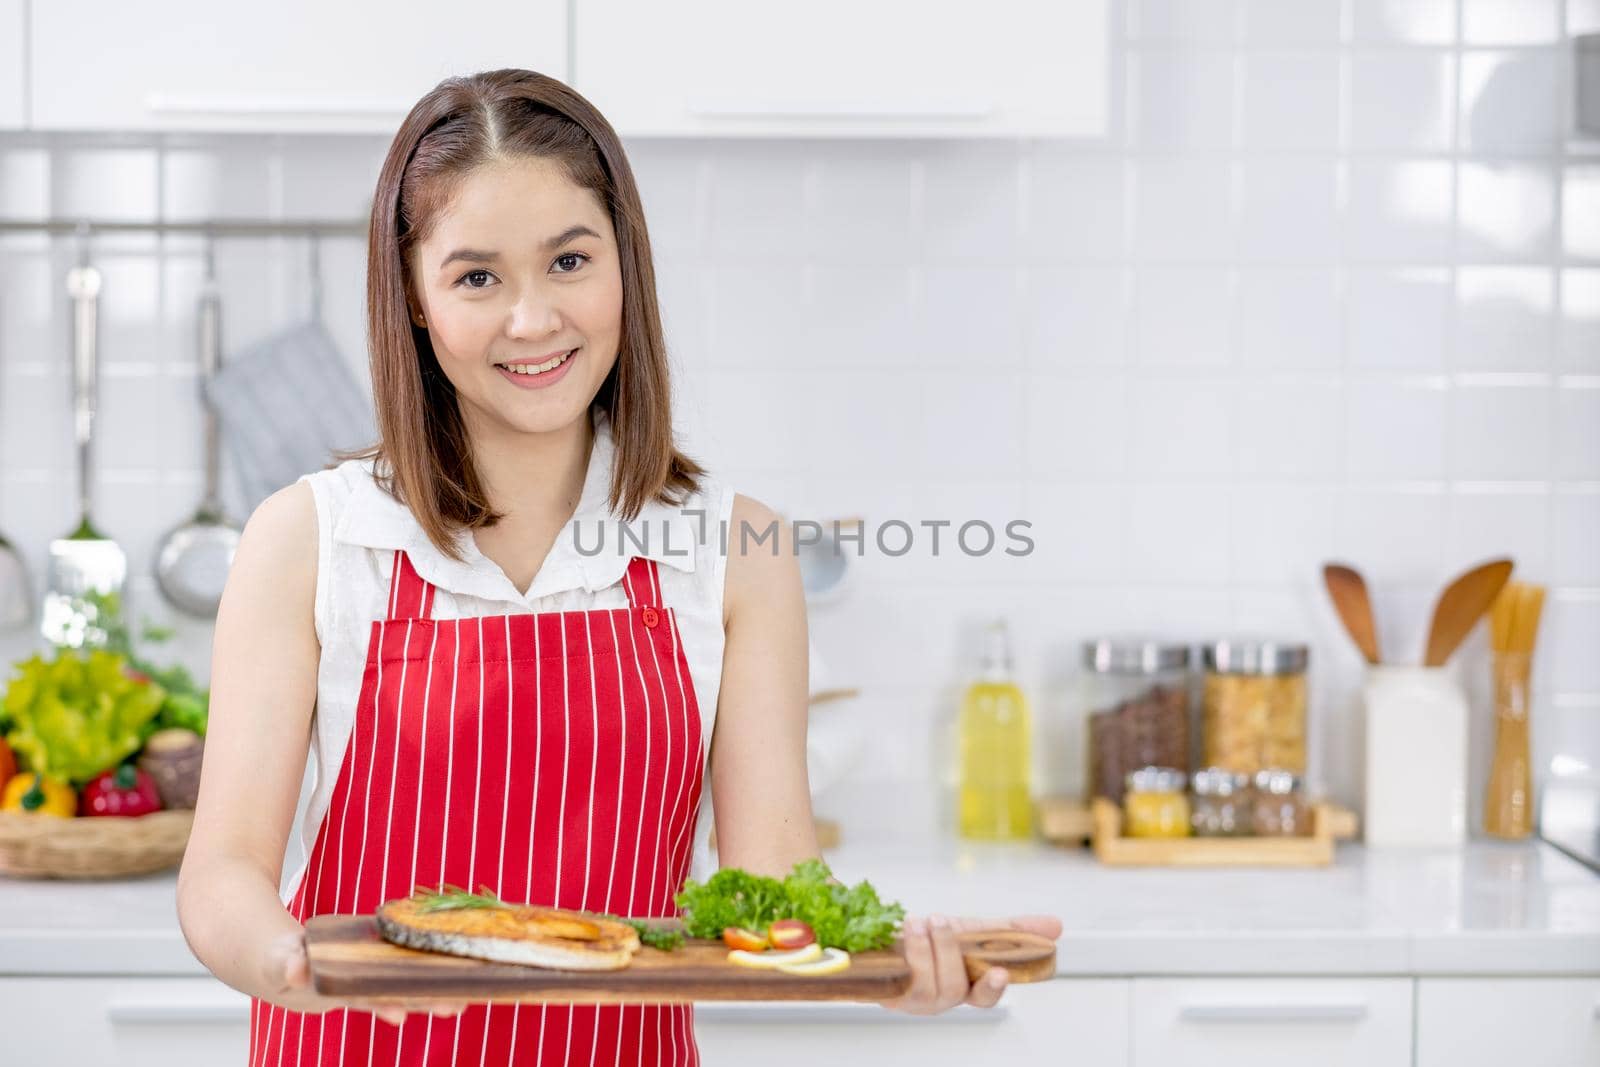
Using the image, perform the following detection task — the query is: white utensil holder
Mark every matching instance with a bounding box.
[1363,665,1469,846]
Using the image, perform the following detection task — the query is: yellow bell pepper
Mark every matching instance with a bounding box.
[1,773,76,818]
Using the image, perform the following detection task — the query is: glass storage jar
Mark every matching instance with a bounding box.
[1084,639,1192,804]
[1252,769,1311,837]
[1123,766,1191,838]
[1190,767,1250,837]
[1201,640,1309,776]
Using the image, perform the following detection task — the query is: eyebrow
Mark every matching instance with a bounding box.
[437,224,601,272]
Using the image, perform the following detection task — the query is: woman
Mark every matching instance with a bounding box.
[176,68,1061,1065]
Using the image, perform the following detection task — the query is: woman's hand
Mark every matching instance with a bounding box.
[263,928,473,1026]
[880,913,1063,1016]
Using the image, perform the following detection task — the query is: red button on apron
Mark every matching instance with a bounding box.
[642,605,661,628]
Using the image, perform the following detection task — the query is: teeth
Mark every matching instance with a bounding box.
[501,349,574,375]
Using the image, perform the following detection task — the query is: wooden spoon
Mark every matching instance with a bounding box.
[1424,558,1514,667]
[1322,563,1381,664]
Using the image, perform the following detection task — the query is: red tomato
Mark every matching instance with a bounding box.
[767,919,816,950]
[721,927,768,952]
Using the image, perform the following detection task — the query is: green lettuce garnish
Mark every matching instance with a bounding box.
[2,649,166,784]
[674,858,905,953]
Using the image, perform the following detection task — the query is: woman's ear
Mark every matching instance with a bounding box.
[406,295,427,329]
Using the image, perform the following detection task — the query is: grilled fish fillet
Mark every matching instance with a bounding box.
[376,897,642,971]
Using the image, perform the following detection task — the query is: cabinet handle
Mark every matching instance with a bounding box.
[145,93,409,117]
[695,1002,1010,1025]
[685,97,993,120]
[1178,1002,1368,1024]
[107,991,252,1025]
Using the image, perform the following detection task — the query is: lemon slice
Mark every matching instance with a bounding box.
[727,943,824,969]
[775,947,851,976]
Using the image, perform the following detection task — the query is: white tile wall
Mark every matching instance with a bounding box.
[0,0,1596,840]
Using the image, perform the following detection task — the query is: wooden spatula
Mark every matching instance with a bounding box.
[1424,558,1514,667]
[1322,563,1381,664]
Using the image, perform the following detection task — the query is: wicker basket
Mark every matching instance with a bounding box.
[0,809,193,879]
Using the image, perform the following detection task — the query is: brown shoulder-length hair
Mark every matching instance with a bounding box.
[348,68,702,562]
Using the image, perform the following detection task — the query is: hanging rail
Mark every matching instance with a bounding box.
[0,218,367,237]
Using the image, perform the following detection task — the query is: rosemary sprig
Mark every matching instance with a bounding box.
[412,883,508,912]
[598,913,686,951]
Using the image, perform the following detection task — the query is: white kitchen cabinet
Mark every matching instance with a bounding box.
[28,1,567,133]
[1130,978,1413,1067]
[0,0,23,129]
[696,979,1127,1064]
[1416,978,1600,1067]
[0,975,250,1064]
[573,0,1111,139]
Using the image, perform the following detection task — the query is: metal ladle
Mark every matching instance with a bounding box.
[154,238,241,617]
[41,225,126,647]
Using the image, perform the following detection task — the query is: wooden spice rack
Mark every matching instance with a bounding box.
[1035,795,1359,868]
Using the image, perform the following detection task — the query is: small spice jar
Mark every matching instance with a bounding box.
[1252,768,1310,837]
[1202,640,1309,776]
[1084,639,1192,804]
[1122,766,1191,838]
[1190,767,1250,837]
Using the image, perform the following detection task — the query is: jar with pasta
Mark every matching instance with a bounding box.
[1201,640,1308,776]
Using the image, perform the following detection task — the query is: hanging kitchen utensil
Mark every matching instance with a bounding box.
[41,225,126,648]
[0,310,34,629]
[1423,557,1514,667]
[0,531,31,630]
[794,516,860,604]
[155,238,241,617]
[204,232,374,512]
[1321,562,1381,664]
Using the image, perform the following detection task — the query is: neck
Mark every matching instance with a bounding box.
[466,408,595,525]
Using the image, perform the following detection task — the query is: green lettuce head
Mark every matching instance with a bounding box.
[2,650,167,785]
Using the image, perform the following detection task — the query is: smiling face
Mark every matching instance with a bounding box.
[407,156,623,441]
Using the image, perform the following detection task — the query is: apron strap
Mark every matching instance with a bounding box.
[387,549,436,621]
[620,557,662,609]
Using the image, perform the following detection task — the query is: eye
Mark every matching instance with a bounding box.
[456,269,497,289]
[553,252,590,274]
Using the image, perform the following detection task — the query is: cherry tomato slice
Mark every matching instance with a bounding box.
[767,919,816,950]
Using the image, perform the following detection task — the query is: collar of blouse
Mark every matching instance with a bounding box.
[332,409,698,610]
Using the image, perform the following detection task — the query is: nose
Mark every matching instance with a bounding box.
[504,285,564,341]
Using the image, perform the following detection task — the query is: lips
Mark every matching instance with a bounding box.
[496,348,577,376]
[493,347,580,391]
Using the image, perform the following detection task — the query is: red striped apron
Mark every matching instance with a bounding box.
[250,548,706,1066]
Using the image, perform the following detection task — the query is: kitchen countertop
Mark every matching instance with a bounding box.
[2,836,1596,979]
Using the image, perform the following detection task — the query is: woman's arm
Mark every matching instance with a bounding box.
[708,494,819,878]
[175,482,323,1007]
[707,496,1062,1017]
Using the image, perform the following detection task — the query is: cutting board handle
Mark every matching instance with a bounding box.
[955,930,1056,984]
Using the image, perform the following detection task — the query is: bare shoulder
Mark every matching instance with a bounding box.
[220,480,318,621]
[722,493,801,625]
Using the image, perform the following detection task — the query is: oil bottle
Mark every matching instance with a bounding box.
[958,619,1033,840]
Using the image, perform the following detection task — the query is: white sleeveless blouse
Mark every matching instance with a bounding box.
[279,413,736,906]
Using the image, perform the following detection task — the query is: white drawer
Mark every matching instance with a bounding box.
[1131,978,1413,1067]
[696,980,1127,1065]
[0,976,250,1065]
[1417,978,1600,1067]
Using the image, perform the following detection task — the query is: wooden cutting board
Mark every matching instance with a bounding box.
[306,915,1055,1005]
